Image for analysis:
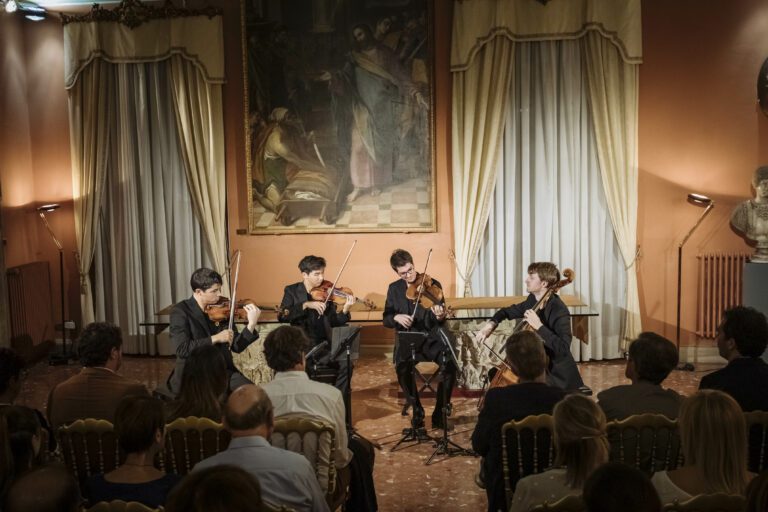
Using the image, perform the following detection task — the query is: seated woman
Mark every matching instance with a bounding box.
[651,390,753,503]
[166,344,228,422]
[85,396,180,508]
[0,405,43,501]
[509,394,609,512]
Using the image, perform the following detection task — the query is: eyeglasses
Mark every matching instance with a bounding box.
[397,267,415,277]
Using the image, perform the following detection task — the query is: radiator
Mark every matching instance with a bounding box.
[696,253,749,338]
[7,261,53,347]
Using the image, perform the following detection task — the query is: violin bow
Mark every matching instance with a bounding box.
[324,240,357,306]
[227,250,242,332]
[409,248,433,322]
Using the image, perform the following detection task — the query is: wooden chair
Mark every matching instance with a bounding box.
[529,494,586,512]
[501,414,556,507]
[744,410,768,473]
[270,413,340,508]
[86,500,161,512]
[662,493,746,512]
[606,413,683,474]
[163,416,231,475]
[58,419,122,488]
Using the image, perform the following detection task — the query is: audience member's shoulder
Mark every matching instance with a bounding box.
[597,384,633,401]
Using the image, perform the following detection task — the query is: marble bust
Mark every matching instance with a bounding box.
[731,166,768,262]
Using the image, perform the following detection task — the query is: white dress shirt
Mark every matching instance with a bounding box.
[261,371,353,468]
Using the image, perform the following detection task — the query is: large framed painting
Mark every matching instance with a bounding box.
[242,0,435,234]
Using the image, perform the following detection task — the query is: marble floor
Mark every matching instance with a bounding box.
[17,354,723,512]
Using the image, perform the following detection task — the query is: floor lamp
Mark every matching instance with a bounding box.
[676,193,714,370]
[37,204,71,365]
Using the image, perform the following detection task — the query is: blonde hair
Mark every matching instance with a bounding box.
[553,395,609,488]
[679,390,750,494]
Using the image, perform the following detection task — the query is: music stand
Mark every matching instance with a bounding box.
[391,331,433,451]
[425,327,474,465]
[330,326,361,429]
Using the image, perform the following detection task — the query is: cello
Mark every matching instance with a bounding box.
[476,269,575,411]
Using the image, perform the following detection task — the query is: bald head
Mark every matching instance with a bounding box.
[223,385,273,435]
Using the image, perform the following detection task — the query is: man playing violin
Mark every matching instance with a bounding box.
[475,262,584,391]
[383,249,457,430]
[278,255,356,395]
[166,267,261,397]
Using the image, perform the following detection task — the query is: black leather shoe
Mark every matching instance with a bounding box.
[411,405,425,429]
[401,402,411,416]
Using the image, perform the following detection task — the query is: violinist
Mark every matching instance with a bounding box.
[278,255,355,394]
[474,262,584,391]
[383,249,456,430]
[166,267,261,397]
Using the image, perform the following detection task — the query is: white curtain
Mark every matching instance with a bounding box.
[470,40,626,361]
[89,62,210,353]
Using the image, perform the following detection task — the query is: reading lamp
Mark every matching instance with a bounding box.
[676,193,715,369]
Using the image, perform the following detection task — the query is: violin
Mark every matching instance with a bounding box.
[310,280,376,309]
[205,297,276,323]
[405,273,444,309]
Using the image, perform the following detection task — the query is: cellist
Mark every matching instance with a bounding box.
[474,262,584,391]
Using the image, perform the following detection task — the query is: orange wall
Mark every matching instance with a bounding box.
[3,1,767,351]
[222,0,456,309]
[637,0,768,345]
[0,16,79,338]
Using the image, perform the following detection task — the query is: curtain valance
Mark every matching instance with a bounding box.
[63,16,224,88]
[451,0,642,71]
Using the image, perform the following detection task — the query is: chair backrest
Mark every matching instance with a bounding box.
[58,419,122,487]
[501,414,556,506]
[661,493,746,512]
[270,413,337,499]
[529,494,586,512]
[606,413,682,474]
[744,410,768,473]
[163,416,231,475]
[86,500,161,512]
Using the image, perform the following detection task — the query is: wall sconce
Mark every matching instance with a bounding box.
[676,193,715,369]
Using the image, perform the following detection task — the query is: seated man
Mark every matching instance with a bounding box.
[47,322,148,429]
[261,326,377,511]
[193,384,329,512]
[699,305,768,411]
[597,332,683,420]
[471,330,568,512]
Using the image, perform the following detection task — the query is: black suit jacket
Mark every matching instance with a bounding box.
[167,297,258,395]
[491,294,584,390]
[277,282,350,345]
[699,357,768,411]
[471,383,568,512]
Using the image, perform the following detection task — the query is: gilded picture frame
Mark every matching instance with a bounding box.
[241,0,436,234]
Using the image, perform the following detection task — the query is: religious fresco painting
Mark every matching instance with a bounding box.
[242,0,435,234]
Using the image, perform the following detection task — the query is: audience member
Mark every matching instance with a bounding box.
[745,470,768,512]
[583,462,661,512]
[167,344,228,422]
[165,465,263,512]
[699,306,768,412]
[0,405,43,501]
[4,464,80,512]
[509,394,609,512]
[261,326,377,511]
[0,347,55,450]
[84,396,181,507]
[598,332,682,420]
[193,384,329,512]
[471,330,568,512]
[651,390,753,504]
[47,322,148,429]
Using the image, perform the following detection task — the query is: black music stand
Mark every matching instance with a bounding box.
[425,328,474,465]
[329,326,361,431]
[391,331,433,451]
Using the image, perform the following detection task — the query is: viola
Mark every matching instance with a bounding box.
[309,281,376,309]
[405,273,445,309]
[205,297,276,323]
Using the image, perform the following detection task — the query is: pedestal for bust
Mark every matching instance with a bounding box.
[744,262,768,361]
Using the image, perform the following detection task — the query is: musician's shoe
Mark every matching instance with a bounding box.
[401,402,411,416]
[411,405,425,429]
